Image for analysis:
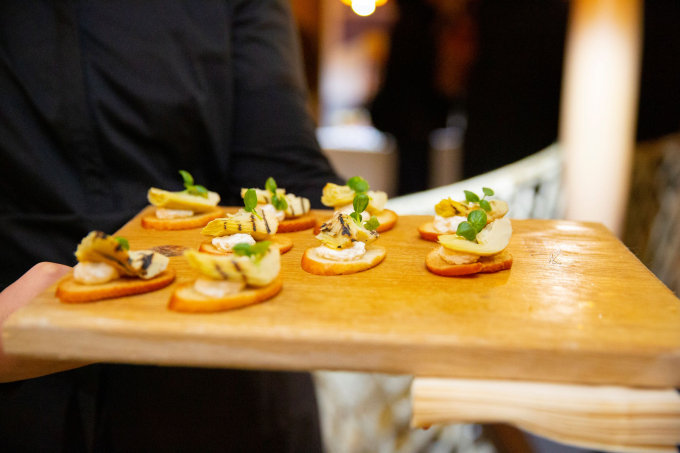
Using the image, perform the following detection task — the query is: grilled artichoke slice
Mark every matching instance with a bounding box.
[74,231,168,278]
[240,188,285,204]
[316,212,379,249]
[438,218,512,256]
[148,188,220,213]
[435,198,472,217]
[283,194,311,218]
[184,248,280,287]
[434,198,508,223]
[321,183,355,208]
[201,208,278,240]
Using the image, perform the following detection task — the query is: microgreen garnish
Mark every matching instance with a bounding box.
[232,241,271,261]
[243,188,262,220]
[265,177,288,211]
[179,170,209,198]
[347,176,369,194]
[464,187,495,212]
[456,209,488,241]
[114,237,130,251]
[349,193,380,231]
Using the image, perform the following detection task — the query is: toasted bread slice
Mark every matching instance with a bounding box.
[301,245,386,276]
[313,209,398,235]
[278,212,316,233]
[57,269,176,303]
[426,248,513,276]
[198,236,292,255]
[141,208,223,230]
[374,209,397,232]
[168,276,283,313]
[418,222,441,242]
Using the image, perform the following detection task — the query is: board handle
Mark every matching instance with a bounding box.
[411,378,680,453]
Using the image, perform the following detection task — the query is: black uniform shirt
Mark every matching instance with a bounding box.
[0,1,339,451]
[0,0,339,289]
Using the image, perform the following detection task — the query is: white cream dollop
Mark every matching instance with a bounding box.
[212,234,256,253]
[336,204,369,221]
[259,204,286,222]
[193,278,245,298]
[73,261,120,285]
[156,208,194,219]
[438,246,480,265]
[433,215,467,234]
[316,241,366,262]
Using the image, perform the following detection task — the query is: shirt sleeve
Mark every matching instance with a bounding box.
[228,0,342,207]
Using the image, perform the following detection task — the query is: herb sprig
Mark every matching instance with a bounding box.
[265,177,288,211]
[114,237,130,251]
[243,188,262,220]
[347,176,369,194]
[179,170,209,198]
[456,210,487,241]
[349,193,380,231]
[233,241,271,261]
[464,187,495,212]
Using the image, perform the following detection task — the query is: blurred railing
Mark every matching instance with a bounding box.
[387,144,563,219]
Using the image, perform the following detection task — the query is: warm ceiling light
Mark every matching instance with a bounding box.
[351,0,376,16]
[341,0,387,17]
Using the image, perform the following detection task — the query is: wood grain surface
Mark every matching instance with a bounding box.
[4,207,680,387]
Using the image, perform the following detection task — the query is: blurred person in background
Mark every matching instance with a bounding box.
[0,1,340,451]
[371,0,475,195]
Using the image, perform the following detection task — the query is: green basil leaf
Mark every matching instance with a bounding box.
[114,237,130,251]
[347,176,369,194]
[179,170,194,188]
[456,222,477,241]
[482,187,494,197]
[272,194,288,211]
[479,199,492,212]
[464,190,480,203]
[363,216,380,231]
[243,188,262,220]
[232,241,271,259]
[349,212,362,225]
[187,184,209,198]
[468,209,487,232]
[353,193,369,213]
[265,177,277,194]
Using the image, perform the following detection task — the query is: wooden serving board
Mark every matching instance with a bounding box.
[4,208,680,387]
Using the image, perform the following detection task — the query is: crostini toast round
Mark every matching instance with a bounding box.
[277,212,316,233]
[301,245,386,276]
[168,276,283,313]
[417,222,441,242]
[426,248,513,276]
[141,208,223,230]
[57,269,176,303]
[198,236,293,255]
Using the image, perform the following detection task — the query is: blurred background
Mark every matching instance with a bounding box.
[288,0,680,452]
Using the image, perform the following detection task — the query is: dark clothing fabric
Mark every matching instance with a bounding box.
[0,0,338,289]
[0,0,337,451]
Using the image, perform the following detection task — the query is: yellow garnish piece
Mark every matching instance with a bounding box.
[201,208,278,240]
[184,248,280,287]
[315,212,379,249]
[438,218,512,256]
[148,188,220,213]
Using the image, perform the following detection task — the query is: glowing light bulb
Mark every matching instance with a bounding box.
[351,0,376,16]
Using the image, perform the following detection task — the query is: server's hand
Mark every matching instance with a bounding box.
[0,262,87,383]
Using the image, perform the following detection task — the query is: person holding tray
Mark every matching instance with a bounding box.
[0,1,341,451]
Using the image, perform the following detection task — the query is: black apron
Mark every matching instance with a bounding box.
[0,1,339,450]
